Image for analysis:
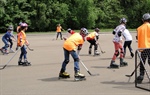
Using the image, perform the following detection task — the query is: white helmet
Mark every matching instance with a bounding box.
[120,18,127,24]
[67,28,72,33]
[142,13,150,21]
[8,25,13,30]
[80,28,88,36]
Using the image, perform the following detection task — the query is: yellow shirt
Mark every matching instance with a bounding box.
[63,33,84,51]
[86,32,97,39]
[137,22,150,48]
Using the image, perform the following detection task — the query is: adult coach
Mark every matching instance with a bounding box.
[135,13,150,83]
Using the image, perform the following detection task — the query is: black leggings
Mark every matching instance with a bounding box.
[56,32,62,39]
[87,39,97,50]
[140,49,150,75]
[123,41,133,55]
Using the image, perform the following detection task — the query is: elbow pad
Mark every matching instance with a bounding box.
[112,31,116,35]
[96,36,99,40]
[117,31,122,37]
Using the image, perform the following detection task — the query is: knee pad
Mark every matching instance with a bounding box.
[120,48,124,54]
[74,58,79,62]
[114,50,119,56]
[64,60,69,64]
[116,51,119,57]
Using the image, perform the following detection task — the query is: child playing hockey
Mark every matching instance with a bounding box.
[122,29,134,58]
[16,23,31,66]
[0,26,16,54]
[86,28,100,55]
[56,24,64,40]
[108,18,128,69]
[59,28,88,81]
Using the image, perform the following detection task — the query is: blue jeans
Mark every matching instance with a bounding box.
[19,45,27,60]
[2,37,9,50]
[61,48,80,73]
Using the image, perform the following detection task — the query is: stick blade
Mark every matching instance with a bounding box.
[0,66,5,70]
[30,49,34,51]
[91,73,100,76]
[125,75,131,77]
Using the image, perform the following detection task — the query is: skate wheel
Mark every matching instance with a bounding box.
[74,78,86,81]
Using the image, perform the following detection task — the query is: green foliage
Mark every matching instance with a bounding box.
[0,0,149,32]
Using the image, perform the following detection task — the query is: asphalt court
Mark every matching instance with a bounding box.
[0,32,149,95]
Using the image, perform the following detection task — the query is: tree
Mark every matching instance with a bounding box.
[95,0,126,28]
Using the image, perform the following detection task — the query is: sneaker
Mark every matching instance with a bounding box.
[18,59,23,66]
[120,62,128,67]
[74,71,85,78]
[120,58,128,67]
[94,50,100,55]
[59,72,70,78]
[23,60,31,66]
[4,50,9,54]
[88,48,92,55]
[108,63,119,68]
[131,52,134,58]
[108,61,119,69]
[135,75,144,84]
[9,49,15,53]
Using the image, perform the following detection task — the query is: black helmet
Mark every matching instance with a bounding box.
[95,28,100,32]
[142,13,150,21]
[120,18,127,24]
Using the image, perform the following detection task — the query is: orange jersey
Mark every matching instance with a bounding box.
[17,31,28,46]
[63,33,84,51]
[56,26,62,32]
[86,32,98,40]
[137,22,150,48]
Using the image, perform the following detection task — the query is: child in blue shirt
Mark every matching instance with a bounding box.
[0,27,16,54]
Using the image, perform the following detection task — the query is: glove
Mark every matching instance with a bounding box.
[77,46,81,50]
[16,46,18,50]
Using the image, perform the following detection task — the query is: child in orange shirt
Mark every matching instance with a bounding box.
[59,28,88,81]
[86,28,100,55]
[56,24,63,40]
[17,23,31,66]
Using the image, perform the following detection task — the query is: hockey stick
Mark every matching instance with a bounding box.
[80,60,99,76]
[0,49,20,70]
[27,46,34,51]
[98,43,105,53]
[125,62,140,77]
